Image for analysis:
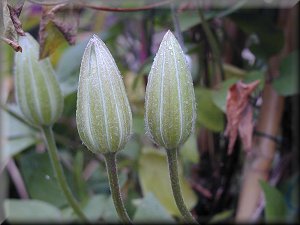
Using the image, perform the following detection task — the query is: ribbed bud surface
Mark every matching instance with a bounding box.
[145,31,196,149]
[15,33,63,127]
[76,35,132,154]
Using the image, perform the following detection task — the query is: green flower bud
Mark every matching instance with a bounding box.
[76,35,132,154]
[145,31,196,150]
[15,33,63,127]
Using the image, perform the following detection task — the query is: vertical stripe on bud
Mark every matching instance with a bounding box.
[15,33,63,127]
[76,35,132,154]
[145,30,196,150]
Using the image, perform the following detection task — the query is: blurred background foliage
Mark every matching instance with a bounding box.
[0,0,299,223]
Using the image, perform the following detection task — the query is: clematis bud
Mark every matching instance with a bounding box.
[15,33,63,127]
[145,31,196,150]
[76,35,132,154]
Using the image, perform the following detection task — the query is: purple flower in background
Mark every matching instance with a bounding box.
[28,4,42,15]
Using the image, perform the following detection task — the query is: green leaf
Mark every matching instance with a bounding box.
[133,193,174,223]
[83,194,108,222]
[60,207,76,222]
[195,87,224,132]
[3,104,35,137]
[1,105,38,163]
[137,56,153,77]
[272,51,299,96]
[56,38,89,96]
[178,0,247,32]
[138,147,197,216]
[178,11,201,32]
[259,180,287,222]
[204,0,248,19]
[124,72,145,109]
[285,174,299,222]
[180,134,199,164]
[230,12,284,59]
[211,78,238,112]
[4,199,62,223]
[59,92,76,118]
[223,63,246,79]
[61,194,119,223]
[276,174,299,222]
[209,210,233,223]
[242,70,265,91]
[18,151,68,207]
[132,114,145,136]
[86,162,109,194]
[3,137,37,159]
[101,195,119,222]
[119,137,141,160]
[124,189,140,219]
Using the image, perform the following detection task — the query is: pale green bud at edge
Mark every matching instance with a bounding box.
[14,33,63,127]
[145,30,196,150]
[76,35,132,154]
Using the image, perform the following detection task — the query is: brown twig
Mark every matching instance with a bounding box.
[7,159,29,199]
[83,159,99,181]
[189,179,212,199]
[0,36,22,52]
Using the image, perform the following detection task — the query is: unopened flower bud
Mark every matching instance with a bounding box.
[76,35,132,154]
[15,33,63,127]
[145,31,196,150]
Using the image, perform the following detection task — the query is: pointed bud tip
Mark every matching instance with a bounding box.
[164,30,175,39]
[161,30,177,47]
[89,34,99,44]
[87,34,106,49]
[92,34,99,40]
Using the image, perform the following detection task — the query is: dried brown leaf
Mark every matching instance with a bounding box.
[7,0,25,36]
[0,0,22,52]
[39,19,67,59]
[39,4,81,59]
[51,8,80,45]
[224,80,260,154]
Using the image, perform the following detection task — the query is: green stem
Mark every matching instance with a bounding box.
[166,148,198,224]
[104,153,132,224]
[40,126,89,223]
[198,8,224,81]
